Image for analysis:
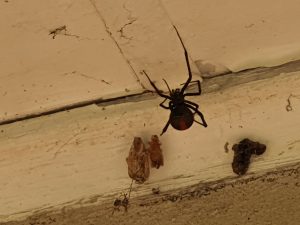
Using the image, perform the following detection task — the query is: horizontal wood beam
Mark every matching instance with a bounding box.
[1,65,300,222]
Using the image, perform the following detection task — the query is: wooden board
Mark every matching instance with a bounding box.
[0,0,201,124]
[0,0,141,122]
[1,65,300,222]
[161,0,300,73]
[3,0,300,124]
[92,0,201,88]
[3,163,300,225]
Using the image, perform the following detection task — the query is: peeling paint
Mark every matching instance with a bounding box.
[195,59,231,78]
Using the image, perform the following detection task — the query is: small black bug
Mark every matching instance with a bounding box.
[112,180,133,215]
[143,25,207,135]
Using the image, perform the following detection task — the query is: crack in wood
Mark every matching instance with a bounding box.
[62,71,111,85]
[49,25,81,39]
[52,122,84,159]
[118,2,138,41]
[88,0,145,90]
[118,18,137,40]
[1,60,300,126]
[49,25,67,39]
[0,92,148,126]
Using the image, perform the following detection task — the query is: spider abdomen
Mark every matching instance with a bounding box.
[170,105,194,130]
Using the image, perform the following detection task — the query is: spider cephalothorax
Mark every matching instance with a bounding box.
[143,25,208,135]
[169,88,183,104]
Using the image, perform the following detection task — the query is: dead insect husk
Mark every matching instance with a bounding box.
[148,135,164,169]
[126,137,150,183]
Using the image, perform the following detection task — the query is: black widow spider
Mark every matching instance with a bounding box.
[143,25,208,136]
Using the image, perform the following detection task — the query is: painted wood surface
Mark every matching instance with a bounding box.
[92,0,201,89]
[161,0,300,73]
[0,0,140,122]
[0,0,199,123]
[3,0,300,123]
[1,68,300,222]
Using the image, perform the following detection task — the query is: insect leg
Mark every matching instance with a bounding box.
[121,194,129,213]
[173,26,192,94]
[143,70,171,99]
[159,98,170,109]
[184,103,208,127]
[184,100,199,108]
[183,80,202,96]
[163,79,172,95]
[160,118,171,136]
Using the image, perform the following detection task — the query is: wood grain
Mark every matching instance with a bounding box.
[1,70,300,222]
[0,0,140,122]
[161,0,300,72]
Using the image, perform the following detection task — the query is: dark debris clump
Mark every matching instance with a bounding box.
[232,138,266,175]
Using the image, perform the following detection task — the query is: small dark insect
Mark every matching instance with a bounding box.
[148,135,164,169]
[232,138,266,175]
[112,180,133,215]
[112,193,129,215]
[143,25,207,135]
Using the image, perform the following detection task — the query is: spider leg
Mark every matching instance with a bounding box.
[183,102,208,127]
[162,79,172,95]
[173,26,192,94]
[183,80,202,97]
[184,100,199,108]
[159,98,170,109]
[160,118,171,136]
[193,119,206,126]
[180,80,200,87]
[143,70,171,100]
